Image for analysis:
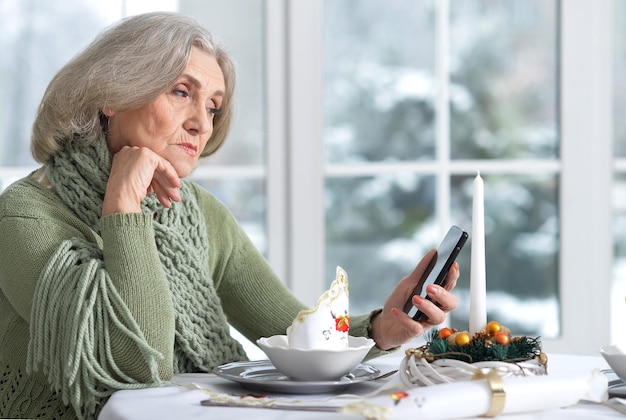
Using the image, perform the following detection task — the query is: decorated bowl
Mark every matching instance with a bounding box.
[256,335,375,381]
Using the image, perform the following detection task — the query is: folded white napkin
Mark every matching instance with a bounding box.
[342,369,608,419]
[287,266,350,350]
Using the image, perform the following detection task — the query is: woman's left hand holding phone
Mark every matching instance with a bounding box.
[369,249,460,351]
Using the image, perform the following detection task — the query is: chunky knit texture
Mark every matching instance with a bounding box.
[46,139,247,371]
[27,139,247,417]
[0,140,387,419]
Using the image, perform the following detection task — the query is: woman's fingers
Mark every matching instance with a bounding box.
[390,308,425,336]
[442,262,460,291]
[150,159,182,208]
[414,284,459,325]
[104,146,181,214]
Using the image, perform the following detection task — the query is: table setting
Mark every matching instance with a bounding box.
[99,172,626,419]
[99,264,626,419]
[98,348,626,419]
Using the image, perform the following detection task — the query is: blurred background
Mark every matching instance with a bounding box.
[0,0,624,356]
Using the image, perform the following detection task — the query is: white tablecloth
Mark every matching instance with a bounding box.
[99,350,624,419]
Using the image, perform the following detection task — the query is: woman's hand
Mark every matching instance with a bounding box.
[102,146,182,216]
[369,249,460,351]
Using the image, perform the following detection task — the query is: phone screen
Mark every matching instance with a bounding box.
[403,225,468,321]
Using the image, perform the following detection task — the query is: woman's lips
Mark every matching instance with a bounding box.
[177,143,198,157]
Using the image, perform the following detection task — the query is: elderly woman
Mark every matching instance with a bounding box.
[0,12,459,419]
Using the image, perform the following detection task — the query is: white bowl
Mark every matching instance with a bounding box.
[256,335,375,381]
[600,344,626,380]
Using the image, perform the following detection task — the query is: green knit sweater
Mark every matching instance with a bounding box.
[0,174,385,419]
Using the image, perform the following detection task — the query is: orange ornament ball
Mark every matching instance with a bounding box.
[438,327,454,339]
[455,332,471,346]
[494,332,510,346]
[486,321,501,336]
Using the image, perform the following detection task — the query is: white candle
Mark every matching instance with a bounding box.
[469,171,487,335]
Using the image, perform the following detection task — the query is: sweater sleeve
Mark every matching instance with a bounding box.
[190,184,393,359]
[0,180,173,418]
[193,186,306,340]
[100,213,175,379]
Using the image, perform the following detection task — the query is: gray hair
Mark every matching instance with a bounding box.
[31,11,235,163]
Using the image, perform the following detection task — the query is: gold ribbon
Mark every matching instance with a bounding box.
[472,369,506,417]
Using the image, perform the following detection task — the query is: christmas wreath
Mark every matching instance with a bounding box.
[400,321,548,387]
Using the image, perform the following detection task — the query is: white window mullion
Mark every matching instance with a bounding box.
[555,0,614,354]
[436,0,452,235]
[265,0,289,283]
[286,0,325,306]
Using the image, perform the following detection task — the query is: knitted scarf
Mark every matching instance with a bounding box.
[27,138,246,419]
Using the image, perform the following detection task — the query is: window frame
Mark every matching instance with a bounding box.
[0,0,615,355]
[274,0,615,354]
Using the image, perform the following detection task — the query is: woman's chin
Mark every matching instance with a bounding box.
[174,165,194,180]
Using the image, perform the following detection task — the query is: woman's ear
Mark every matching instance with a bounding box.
[101,107,115,117]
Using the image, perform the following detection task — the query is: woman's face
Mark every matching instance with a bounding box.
[105,47,225,178]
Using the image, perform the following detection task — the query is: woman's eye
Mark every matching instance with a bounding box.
[208,108,221,116]
[174,89,189,98]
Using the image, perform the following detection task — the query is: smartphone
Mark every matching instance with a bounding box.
[403,225,468,321]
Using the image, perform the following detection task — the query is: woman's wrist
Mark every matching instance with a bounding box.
[369,309,390,350]
[102,193,143,216]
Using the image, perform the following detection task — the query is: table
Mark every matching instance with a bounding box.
[99,348,624,419]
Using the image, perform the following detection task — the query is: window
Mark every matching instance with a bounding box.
[0,0,269,359]
[0,1,118,185]
[322,0,560,338]
[287,0,614,354]
[0,0,618,355]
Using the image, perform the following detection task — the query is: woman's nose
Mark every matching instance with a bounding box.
[184,103,212,135]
